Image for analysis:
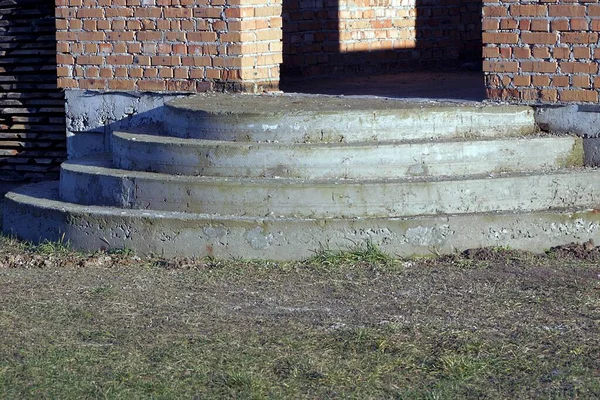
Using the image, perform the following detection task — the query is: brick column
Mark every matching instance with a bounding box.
[55,0,282,93]
[483,1,600,103]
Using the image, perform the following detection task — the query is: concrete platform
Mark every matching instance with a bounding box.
[164,94,535,142]
[280,71,487,102]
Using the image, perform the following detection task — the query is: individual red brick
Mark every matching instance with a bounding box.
[483,47,500,58]
[549,5,586,17]
[521,32,558,44]
[551,19,569,31]
[552,76,570,87]
[79,79,106,90]
[520,61,558,73]
[520,89,539,101]
[99,68,113,78]
[572,75,591,88]
[76,7,104,18]
[540,89,558,102]
[533,76,550,86]
[76,55,103,65]
[106,55,134,65]
[510,4,546,16]
[552,47,570,59]
[560,89,598,102]
[573,47,591,59]
[561,32,599,44]
[482,18,500,30]
[164,8,192,18]
[514,47,531,58]
[482,32,519,44]
[514,75,531,87]
[531,19,549,32]
[483,61,519,72]
[570,18,588,31]
[151,56,181,66]
[137,80,167,91]
[167,80,197,92]
[500,18,518,29]
[84,67,99,78]
[560,61,598,74]
[108,80,135,90]
[106,32,135,41]
[57,77,78,88]
[532,47,550,59]
[105,8,133,17]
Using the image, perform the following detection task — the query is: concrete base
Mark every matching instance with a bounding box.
[5,93,599,259]
[6,181,600,260]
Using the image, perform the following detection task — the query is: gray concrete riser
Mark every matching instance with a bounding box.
[112,132,580,179]
[5,182,600,260]
[163,105,535,142]
[59,157,600,218]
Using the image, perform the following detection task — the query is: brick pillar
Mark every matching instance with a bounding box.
[483,1,600,104]
[55,0,282,93]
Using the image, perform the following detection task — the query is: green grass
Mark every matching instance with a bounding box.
[1,239,599,399]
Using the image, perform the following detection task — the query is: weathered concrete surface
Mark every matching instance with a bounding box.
[64,90,183,159]
[6,92,598,259]
[112,131,582,179]
[165,93,536,142]
[535,105,600,137]
[6,182,600,260]
[60,156,600,218]
[534,105,600,167]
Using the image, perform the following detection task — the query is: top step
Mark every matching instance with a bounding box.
[164,93,536,143]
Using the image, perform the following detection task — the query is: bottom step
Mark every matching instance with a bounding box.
[5,181,600,260]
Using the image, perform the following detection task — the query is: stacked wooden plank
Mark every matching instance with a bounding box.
[0,0,65,182]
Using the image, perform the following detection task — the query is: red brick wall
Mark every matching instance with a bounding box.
[484,1,600,103]
[282,0,482,77]
[55,0,282,92]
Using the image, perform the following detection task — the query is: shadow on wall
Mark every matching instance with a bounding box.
[281,0,482,80]
[0,0,66,183]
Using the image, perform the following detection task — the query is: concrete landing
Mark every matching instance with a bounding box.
[165,93,534,141]
[280,71,486,102]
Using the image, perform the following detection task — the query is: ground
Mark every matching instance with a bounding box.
[0,237,599,399]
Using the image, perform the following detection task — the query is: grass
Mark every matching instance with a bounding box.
[1,238,599,398]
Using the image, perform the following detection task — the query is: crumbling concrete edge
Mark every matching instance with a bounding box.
[5,181,600,261]
[64,89,192,159]
[534,104,600,166]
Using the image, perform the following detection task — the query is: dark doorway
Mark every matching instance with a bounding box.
[0,0,66,184]
[280,0,484,100]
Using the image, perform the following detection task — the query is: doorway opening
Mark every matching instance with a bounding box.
[280,0,484,101]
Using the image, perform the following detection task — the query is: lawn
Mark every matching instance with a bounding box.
[0,237,599,399]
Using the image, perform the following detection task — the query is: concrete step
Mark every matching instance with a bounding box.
[60,156,600,218]
[112,130,583,179]
[164,94,536,143]
[6,181,600,260]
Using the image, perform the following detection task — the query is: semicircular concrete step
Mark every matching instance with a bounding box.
[7,181,600,260]
[60,156,600,218]
[164,93,536,142]
[112,130,582,179]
